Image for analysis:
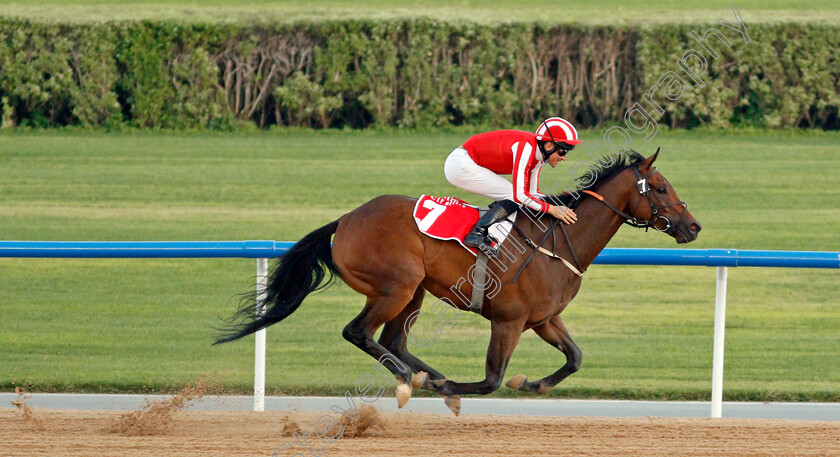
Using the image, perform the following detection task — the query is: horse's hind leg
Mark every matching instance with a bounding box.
[342,290,422,407]
[505,315,581,394]
[378,286,467,415]
[377,287,447,381]
[421,319,524,397]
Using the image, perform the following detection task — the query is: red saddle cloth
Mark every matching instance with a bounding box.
[412,195,486,254]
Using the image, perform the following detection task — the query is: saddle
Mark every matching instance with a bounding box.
[412,195,516,256]
[413,195,517,314]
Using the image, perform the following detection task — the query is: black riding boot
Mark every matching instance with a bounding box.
[464,200,517,255]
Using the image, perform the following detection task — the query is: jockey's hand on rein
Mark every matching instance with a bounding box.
[548,205,577,224]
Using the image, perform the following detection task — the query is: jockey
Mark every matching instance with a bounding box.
[444,117,582,253]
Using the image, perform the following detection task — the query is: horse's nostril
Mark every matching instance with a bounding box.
[690,222,702,233]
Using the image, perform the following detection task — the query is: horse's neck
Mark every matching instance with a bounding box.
[573,175,638,268]
[531,175,635,270]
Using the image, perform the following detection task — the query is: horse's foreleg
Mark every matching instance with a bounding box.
[505,314,581,394]
[422,319,523,397]
[377,287,447,381]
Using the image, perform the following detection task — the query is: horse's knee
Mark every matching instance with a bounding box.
[342,323,367,347]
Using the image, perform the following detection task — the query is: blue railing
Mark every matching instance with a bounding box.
[1,241,838,269]
[0,240,293,259]
[1,241,837,416]
[592,248,840,269]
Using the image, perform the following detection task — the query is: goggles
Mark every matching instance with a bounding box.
[543,141,574,157]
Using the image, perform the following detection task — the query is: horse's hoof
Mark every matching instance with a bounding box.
[505,373,527,391]
[411,371,429,389]
[395,383,412,408]
[444,395,461,416]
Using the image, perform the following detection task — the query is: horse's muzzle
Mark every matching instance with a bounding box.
[676,220,702,243]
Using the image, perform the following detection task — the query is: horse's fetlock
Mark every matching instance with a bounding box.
[429,378,446,389]
[482,375,503,394]
[537,382,553,395]
[569,349,582,373]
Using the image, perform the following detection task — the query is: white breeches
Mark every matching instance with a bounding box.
[444,148,513,202]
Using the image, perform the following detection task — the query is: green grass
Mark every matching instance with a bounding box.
[1,128,839,401]
[1,0,838,24]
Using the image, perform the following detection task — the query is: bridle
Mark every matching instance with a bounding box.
[583,163,688,234]
[511,159,689,281]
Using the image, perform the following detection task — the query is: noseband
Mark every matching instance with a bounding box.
[582,163,688,234]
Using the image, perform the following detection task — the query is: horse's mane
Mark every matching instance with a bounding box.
[543,150,646,209]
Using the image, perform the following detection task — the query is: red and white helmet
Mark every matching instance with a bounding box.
[535,117,583,146]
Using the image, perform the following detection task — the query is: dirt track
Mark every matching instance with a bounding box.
[3,407,839,457]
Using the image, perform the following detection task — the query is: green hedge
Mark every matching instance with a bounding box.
[0,19,837,130]
[639,23,840,129]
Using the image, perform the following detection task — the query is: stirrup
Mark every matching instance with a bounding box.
[472,235,500,256]
[463,230,486,248]
[465,200,511,256]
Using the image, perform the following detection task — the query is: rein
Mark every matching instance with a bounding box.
[510,218,585,281]
[509,161,689,281]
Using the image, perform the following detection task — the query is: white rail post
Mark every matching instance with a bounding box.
[711,266,728,418]
[254,258,268,412]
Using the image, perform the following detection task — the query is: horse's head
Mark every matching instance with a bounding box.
[623,149,701,244]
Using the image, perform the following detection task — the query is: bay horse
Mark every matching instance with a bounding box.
[216,149,701,414]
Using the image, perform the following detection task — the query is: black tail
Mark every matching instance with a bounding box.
[214,220,341,344]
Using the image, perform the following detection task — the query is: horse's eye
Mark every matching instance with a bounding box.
[657,186,667,194]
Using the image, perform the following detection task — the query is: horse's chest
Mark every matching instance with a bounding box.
[531,279,582,323]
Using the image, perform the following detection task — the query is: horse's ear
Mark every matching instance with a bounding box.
[645,147,661,168]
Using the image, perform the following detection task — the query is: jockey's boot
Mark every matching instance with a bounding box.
[464,200,518,255]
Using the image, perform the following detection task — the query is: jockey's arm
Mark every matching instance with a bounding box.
[512,143,577,224]
[515,194,576,224]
